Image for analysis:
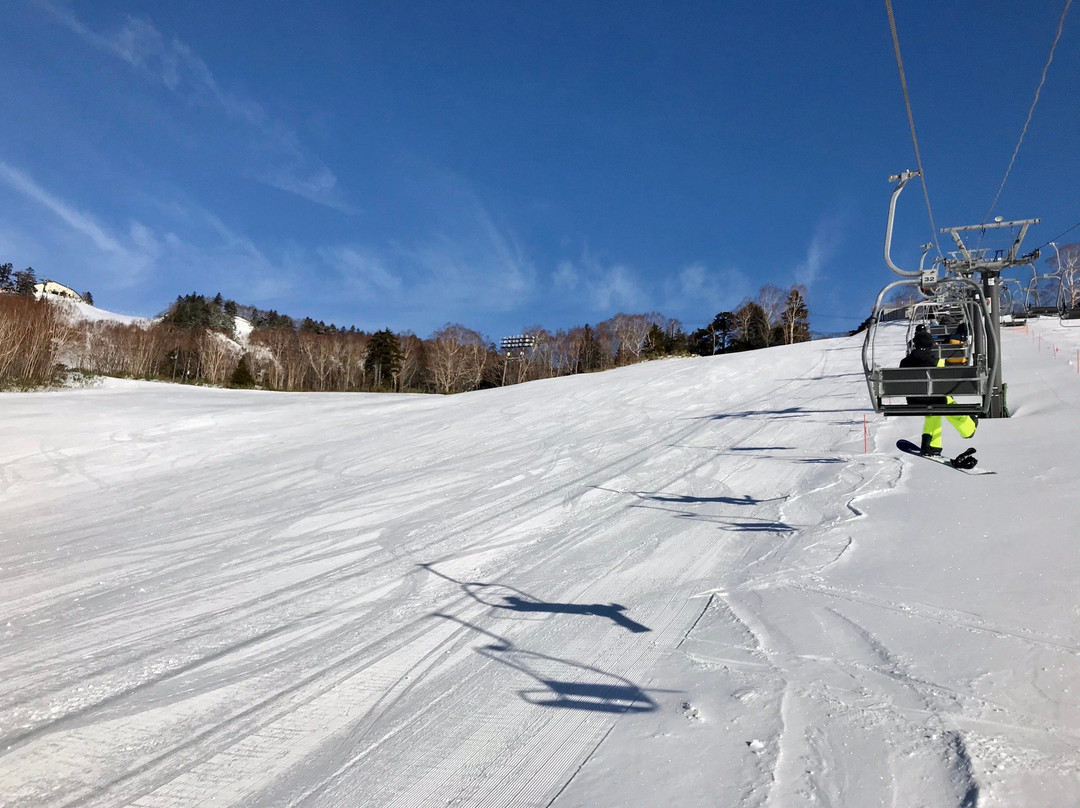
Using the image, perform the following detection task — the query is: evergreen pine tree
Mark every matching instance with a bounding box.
[365,328,403,389]
[164,293,236,336]
[577,324,603,372]
[0,263,13,292]
[229,354,257,387]
[690,312,735,355]
[14,267,37,296]
[643,324,667,358]
[733,302,770,350]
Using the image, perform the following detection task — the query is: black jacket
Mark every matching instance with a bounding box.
[900,343,947,405]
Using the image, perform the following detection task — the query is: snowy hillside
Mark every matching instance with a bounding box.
[58,297,253,342]
[58,298,153,326]
[2,318,1080,807]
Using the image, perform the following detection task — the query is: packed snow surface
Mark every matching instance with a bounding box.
[3,319,1080,807]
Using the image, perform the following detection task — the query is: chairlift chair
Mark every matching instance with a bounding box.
[905,297,963,343]
[872,169,1027,419]
[998,278,1029,326]
[863,276,997,417]
[1057,270,1080,326]
[1025,271,1061,317]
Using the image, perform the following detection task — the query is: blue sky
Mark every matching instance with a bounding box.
[1,1,1077,338]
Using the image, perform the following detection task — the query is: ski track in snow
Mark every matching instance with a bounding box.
[3,323,1080,806]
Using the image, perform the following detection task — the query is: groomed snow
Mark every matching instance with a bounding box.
[3,318,1080,807]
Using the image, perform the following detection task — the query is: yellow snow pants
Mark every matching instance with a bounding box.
[922,396,977,449]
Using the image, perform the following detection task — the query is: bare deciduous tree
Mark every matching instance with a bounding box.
[0,295,76,385]
[199,331,242,386]
[398,333,427,391]
[428,323,488,394]
[756,284,786,346]
[611,313,657,364]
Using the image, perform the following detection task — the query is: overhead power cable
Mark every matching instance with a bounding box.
[983,0,1072,224]
[884,0,942,259]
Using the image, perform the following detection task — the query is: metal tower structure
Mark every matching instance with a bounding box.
[939,219,1041,417]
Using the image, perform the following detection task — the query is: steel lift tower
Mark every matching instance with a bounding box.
[940,218,1041,417]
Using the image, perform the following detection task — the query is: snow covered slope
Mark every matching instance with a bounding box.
[57,298,253,343]
[2,319,1080,807]
[58,298,152,326]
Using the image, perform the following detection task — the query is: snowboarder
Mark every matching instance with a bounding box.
[899,326,977,456]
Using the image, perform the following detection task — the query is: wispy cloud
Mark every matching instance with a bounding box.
[319,246,404,297]
[388,176,536,316]
[0,160,155,283]
[35,2,352,213]
[0,159,295,300]
[665,262,750,313]
[795,214,844,288]
[0,161,125,255]
[289,175,539,333]
[552,250,645,312]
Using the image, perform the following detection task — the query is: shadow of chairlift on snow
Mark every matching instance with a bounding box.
[593,485,787,508]
[725,445,795,452]
[647,492,765,506]
[435,613,666,714]
[703,406,869,421]
[418,563,652,634]
[589,488,797,534]
[780,372,866,381]
[520,680,656,712]
[500,596,650,634]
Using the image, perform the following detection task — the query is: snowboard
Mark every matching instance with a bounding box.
[896,439,996,475]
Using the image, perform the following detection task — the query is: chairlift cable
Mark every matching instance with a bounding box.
[981,0,1072,228]
[884,0,942,259]
[1033,218,1080,253]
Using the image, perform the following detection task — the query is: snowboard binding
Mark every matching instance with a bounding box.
[949,448,978,470]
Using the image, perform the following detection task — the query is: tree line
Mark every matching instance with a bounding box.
[0,263,94,303]
[0,263,41,297]
[0,277,810,391]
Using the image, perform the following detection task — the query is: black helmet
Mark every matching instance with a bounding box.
[913,330,936,350]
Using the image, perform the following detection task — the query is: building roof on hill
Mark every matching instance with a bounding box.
[34,280,85,301]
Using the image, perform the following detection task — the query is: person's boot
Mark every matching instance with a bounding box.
[920,433,942,457]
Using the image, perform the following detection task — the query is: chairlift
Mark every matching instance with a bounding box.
[863,276,996,416]
[1058,281,1080,325]
[864,171,1001,417]
[1052,242,1080,326]
[905,296,964,342]
[1024,270,1061,317]
[998,278,1029,327]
